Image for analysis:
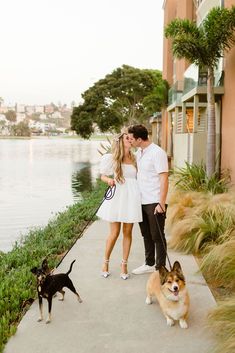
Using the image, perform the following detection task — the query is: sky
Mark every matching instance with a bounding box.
[0,0,164,106]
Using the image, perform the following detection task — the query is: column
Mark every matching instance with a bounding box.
[193,95,199,133]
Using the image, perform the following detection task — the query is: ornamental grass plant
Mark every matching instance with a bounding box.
[172,162,230,194]
[166,187,235,254]
[207,296,235,353]
[167,164,235,353]
[200,237,235,291]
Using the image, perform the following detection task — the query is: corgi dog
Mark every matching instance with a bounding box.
[146,261,189,329]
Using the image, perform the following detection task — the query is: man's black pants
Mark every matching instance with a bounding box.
[139,203,167,270]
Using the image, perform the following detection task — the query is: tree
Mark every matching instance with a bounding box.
[12,121,31,137]
[165,6,235,177]
[71,65,168,138]
[5,110,16,122]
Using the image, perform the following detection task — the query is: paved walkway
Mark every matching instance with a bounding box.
[4,221,216,353]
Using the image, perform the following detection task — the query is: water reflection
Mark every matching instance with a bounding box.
[0,138,102,252]
[71,162,93,201]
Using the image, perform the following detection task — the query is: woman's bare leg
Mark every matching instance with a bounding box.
[121,223,133,274]
[102,222,121,272]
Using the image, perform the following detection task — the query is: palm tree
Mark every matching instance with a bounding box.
[165,6,235,177]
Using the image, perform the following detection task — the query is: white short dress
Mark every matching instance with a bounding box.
[96,154,143,223]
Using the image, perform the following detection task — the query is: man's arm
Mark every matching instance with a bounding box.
[154,172,168,214]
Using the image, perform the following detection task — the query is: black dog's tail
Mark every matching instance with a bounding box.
[66,260,76,275]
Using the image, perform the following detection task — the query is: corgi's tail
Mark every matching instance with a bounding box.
[67,260,76,275]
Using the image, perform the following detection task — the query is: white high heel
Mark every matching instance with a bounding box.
[101,259,110,278]
[120,260,130,280]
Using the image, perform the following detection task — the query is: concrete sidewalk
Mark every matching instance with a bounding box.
[4,221,216,353]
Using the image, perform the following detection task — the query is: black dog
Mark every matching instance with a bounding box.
[31,259,82,323]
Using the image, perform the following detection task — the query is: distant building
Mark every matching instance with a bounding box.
[25,106,35,115]
[15,104,25,113]
[44,122,56,132]
[16,113,26,123]
[35,105,44,113]
[44,104,54,114]
[0,114,7,121]
[51,111,63,119]
[7,105,16,112]
[0,106,8,113]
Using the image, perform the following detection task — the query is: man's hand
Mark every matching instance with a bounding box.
[154,203,165,214]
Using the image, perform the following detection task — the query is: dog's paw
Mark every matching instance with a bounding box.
[37,317,43,322]
[46,319,51,324]
[166,317,175,327]
[179,319,188,329]
[145,296,152,305]
[78,299,83,303]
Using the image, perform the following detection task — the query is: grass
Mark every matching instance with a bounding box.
[166,169,235,353]
[0,180,107,353]
[167,189,235,254]
[200,237,235,291]
[207,296,235,353]
[172,162,231,194]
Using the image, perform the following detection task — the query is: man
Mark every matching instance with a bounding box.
[128,124,169,274]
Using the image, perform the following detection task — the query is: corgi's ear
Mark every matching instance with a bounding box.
[159,266,169,285]
[173,261,182,273]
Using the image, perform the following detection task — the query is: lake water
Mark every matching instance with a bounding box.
[0,138,105,252]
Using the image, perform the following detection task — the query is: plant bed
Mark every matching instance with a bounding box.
[0,180,107,353]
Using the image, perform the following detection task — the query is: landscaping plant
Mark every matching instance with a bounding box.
[0,180,106,353]
[207,296,235,353]
[166,166,235,353]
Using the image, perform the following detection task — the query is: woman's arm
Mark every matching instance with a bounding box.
[101,174,116,187]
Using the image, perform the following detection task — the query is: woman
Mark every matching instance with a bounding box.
[97,131,142,280]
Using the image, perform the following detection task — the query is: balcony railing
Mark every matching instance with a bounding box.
[183,63,224,96]
[168,63,224,106]
[168,81,184,106]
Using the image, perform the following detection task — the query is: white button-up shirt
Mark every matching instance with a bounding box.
[136,143,168,205]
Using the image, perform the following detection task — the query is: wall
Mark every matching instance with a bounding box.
[162,0,177,84]
[220,0,235,183]
[173,132,207,168]
[221,45,235,182]
[161,0,195,152]
[173,133,189,167]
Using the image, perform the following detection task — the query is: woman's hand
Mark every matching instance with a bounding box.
[107,178,116,187]
[101,174,116,187]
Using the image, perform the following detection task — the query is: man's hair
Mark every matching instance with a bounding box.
[128,124,148,141]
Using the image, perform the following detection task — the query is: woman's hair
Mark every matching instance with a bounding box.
[111,130,136,183]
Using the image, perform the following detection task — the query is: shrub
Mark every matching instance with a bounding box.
[167,189,235,254]
[200,237,235,290]
[207,296,235,353]
[172,162,230,194]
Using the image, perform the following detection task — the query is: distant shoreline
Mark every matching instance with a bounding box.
[0,134,112,141]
